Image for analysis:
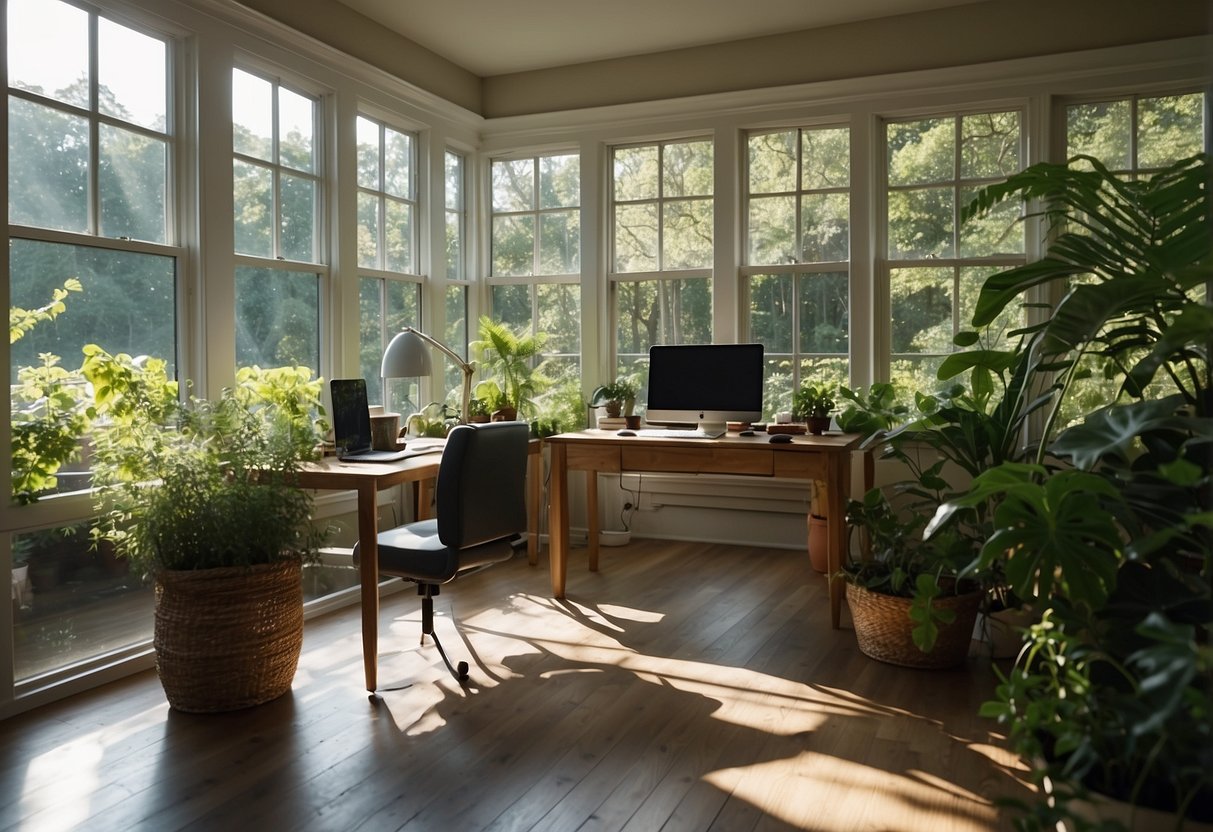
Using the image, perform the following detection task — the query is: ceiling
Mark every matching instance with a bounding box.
[335,0,992,77]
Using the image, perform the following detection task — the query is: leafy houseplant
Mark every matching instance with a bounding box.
[792,383,836,434]
[938,153,1213,826]
[470,316,550,421]
[86,348,328,712]
[590,378,637,419]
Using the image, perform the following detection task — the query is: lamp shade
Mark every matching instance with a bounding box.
[381,329,433,379]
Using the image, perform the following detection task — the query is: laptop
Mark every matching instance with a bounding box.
[329,378,442,463]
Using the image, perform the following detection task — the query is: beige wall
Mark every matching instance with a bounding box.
[240,0,1208,118]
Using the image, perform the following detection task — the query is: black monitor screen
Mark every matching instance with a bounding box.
[645,343,764,426]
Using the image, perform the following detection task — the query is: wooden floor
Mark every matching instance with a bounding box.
[0,540,1033,831]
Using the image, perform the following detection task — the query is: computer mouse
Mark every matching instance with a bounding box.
[738,429,756,436]
[616,429,636,437]
[768,433,793,443]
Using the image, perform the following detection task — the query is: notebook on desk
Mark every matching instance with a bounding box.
[329,378,442,463]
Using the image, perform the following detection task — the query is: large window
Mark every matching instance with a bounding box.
[232,67,322,372]
[7,0,175,680]
[354,115,421,413]
[489,152,581,416]
[611,139,714,391]
[883,110,1025,395]
[745,126,850,419]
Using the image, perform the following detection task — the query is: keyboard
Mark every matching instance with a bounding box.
[636,427,723,439]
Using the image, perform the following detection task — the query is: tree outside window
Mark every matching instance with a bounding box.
[611,139,713,402]
[489,152,581,428]
[883,110,1025,397]
[232,67,322,373]
[354,115,421,413]
[745,126,850,419]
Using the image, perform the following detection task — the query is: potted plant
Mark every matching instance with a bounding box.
[936,153,1212,827]
[466,396,491,424]
[792,382,835,434]
[470,316,550,421]
[589,378,637,419]
[85,348,328,713]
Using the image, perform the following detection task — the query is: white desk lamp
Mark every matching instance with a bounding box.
[380,327,475,424]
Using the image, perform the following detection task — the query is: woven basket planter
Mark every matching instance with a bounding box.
[154,560,303,713]
[846,581,981,669]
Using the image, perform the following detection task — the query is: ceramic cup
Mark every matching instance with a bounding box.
[369,413,400,450]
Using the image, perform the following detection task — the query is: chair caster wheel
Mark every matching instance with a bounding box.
[456,661,469,681]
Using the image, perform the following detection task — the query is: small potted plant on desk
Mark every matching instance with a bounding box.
[590,379,637,420]
[86,349,328,713]
[792,383,835,435]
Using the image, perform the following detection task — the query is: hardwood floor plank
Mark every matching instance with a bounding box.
[0,540,1033,832]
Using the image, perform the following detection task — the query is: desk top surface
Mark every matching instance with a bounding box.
[546,429,863,452]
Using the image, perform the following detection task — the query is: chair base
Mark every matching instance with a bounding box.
[418,584,469,683]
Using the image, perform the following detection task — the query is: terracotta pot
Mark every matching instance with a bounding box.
[491,407,518,422]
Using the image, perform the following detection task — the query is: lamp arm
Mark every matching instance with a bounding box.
[405,327,475,423]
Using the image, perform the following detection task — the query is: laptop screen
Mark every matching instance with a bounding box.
[330,378,374,456]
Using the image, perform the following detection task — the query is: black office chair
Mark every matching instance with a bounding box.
[353,421,529,683]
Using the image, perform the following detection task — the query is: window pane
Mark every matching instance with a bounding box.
[539,210,580,274]
[235,267,319,370]
[490,284,531,331]
[798,272,849,355]
[384,127,411,198]
[748,273,793,352]
[797,356,849,396]
[958,185,1022,257]
[8,97,88,232]
[888,118,954,185]
[492,215,535,276]
[492,158,533,212]
[445,151,463,210]
[1067,100,1130,169]
[748,196,795,265]
[749,131,796,194]
[385,199,413,273]
[662,198,712,270]
[763,356,795,420]
[233,159,272,257]
[663,140,713,198]
[614,203,658,272]
[99,124,166,243]
[7,0,88,108]
[616,280,658,359]
[98,18,166,131]
[888,186,954,259]
[960,111,1021,179]
[890,266,954,354]
[891,356,947,398]
[539,154,579,209]
[959,266,1020,348]
[617,278,711,351]
[384,281,421,416]
[800,193,849,262]
[802,128,850,190]
[446,211,463,280]
[10,240,177,379]
[359,277,383,402]
[356,116,380,189]
[444,285,469,396]
[232,69,272,161]
[13,522,153,683]
[614,146,658,201]
[357,192,380,269]
[278,86,314,173]
[536,283,580,356]
[279,172,315,262]
[1139,93,1205,168]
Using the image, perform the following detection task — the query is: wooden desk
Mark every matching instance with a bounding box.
[295,439,543,693]
[545,430,862,629]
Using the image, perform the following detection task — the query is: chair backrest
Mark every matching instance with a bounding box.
[435,422,529,550]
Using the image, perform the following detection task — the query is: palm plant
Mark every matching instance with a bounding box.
[470,316,550,418]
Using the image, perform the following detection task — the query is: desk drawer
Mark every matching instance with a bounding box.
[567,444,623,472]
[622,446,772,476]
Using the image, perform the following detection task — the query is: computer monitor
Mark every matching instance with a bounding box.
[644,343,764,436]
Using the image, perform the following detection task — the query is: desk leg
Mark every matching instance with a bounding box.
[527,448,541,566]
[586,470,599,572]
[356,482,380,692]
[415,478,433,521]
[826,453,850,629]
[549,442,569,598]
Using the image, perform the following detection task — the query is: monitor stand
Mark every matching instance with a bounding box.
[696,420,727,438]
